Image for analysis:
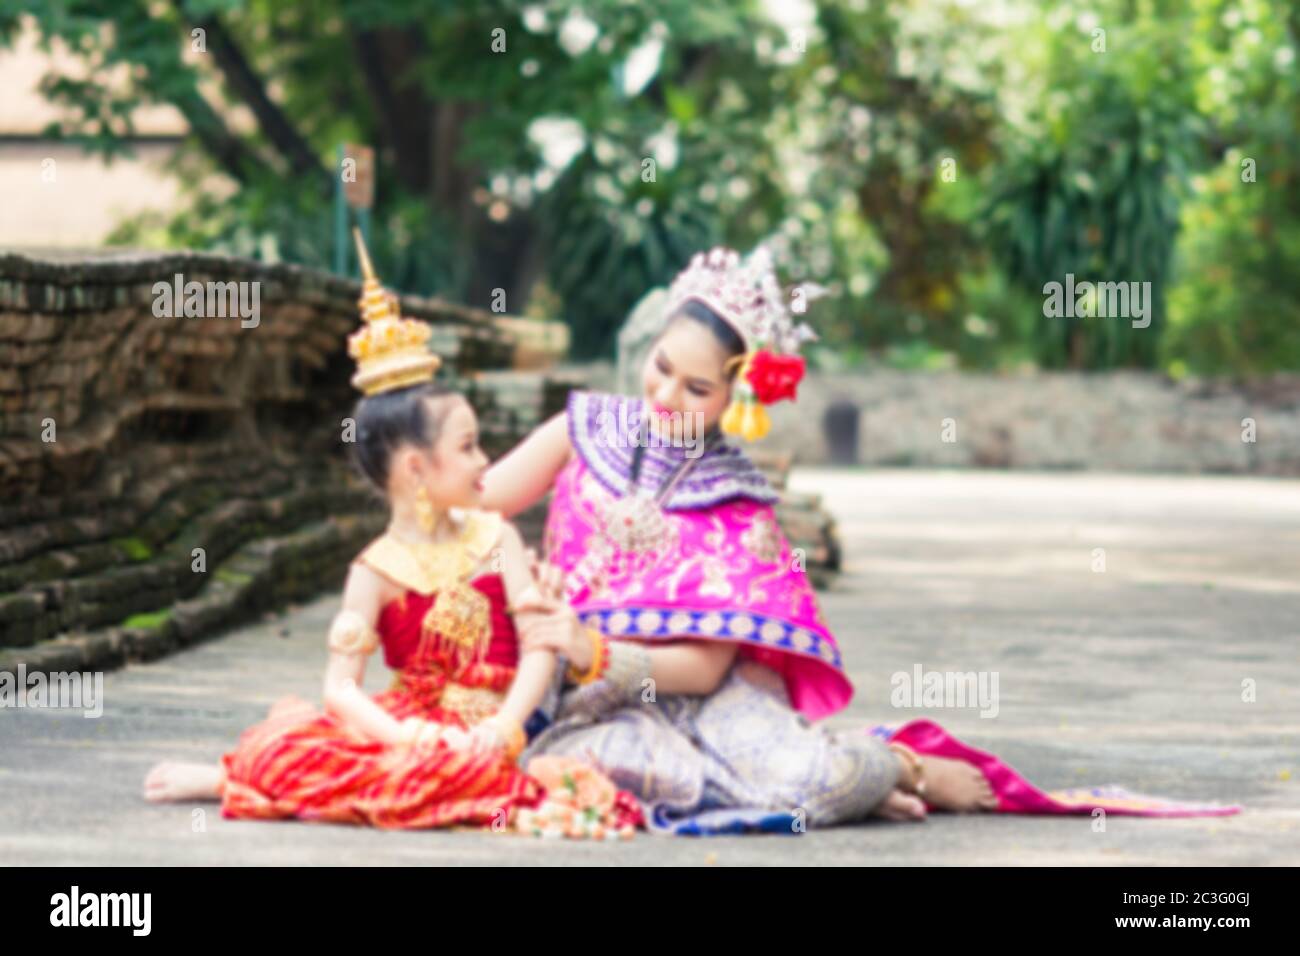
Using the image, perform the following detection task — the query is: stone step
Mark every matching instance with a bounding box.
[0,513,383,677]
[0,469,374,650]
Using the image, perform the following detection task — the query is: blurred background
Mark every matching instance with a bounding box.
[2,0,1300,671]
[3,0,1297,377]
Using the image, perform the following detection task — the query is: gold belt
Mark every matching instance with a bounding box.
[390,674,504,724]
[438,682,504,725]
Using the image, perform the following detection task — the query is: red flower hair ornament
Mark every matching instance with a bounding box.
[745,349,806,404]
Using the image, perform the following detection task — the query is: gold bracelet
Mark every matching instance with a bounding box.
[566,627,609,685]
[483,713,526,761]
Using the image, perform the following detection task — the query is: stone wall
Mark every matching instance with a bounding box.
[729,369,1300,474]
[0,251,522,676]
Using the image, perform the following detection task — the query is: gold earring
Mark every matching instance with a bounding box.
[415,486,437,533]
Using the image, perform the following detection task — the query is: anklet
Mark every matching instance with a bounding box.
[889,742,926,797]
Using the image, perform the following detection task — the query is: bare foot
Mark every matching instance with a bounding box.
[915,754,999,812]
[871,788,927,822]
[143,761,223,803]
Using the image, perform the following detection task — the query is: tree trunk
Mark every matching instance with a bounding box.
[175,3,330,194]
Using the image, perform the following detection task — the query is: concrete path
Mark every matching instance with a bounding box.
[2,469,1297,865]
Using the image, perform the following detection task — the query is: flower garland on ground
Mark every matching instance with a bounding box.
[513,756,642,839]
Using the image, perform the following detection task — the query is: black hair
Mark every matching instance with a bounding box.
[349,381,459,494]
[663,299,746,378]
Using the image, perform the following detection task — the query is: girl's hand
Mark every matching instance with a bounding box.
[438,726,474,751]
[509,552,565,615]
[465,721,505,754]
[401,718,472,753]
[465,715,526,760]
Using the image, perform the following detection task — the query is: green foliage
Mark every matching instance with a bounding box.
[122,609,173,630]
[539,160,719,357]
[1166,154,1300,375]
[113,536,154,561]
[1162,0,1300,374]
[983,2,1203,369]
[4,0,1298,373]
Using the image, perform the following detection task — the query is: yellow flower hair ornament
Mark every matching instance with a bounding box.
[720,347,807,442]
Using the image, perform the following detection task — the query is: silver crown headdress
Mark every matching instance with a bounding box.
[664,245,820,355]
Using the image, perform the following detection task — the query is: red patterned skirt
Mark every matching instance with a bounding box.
[219,687,542,830]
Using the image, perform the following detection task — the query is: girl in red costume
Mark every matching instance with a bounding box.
[144,235,635,835]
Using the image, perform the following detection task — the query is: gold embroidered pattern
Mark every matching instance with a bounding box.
[387,673,504,720]
[423,581,493,670]
[440,682,505,725]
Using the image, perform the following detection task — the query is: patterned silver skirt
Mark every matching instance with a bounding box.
[522,660,899,834]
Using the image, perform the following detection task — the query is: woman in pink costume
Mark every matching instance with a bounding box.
[486,247,1240,835]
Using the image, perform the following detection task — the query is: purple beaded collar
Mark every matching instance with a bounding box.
[566,390,778,511]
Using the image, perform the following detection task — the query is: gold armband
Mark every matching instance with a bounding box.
[327,610,380,657]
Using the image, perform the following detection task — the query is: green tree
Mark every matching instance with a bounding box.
[1,0,799,357]
[1163,0,1300,375]
[983,1,1203,369]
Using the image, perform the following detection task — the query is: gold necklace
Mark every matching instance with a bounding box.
[388,521,476,593]
[389,521,493,669]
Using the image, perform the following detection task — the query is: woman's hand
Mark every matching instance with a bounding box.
[514,598,590,671]
[511,556,592,670]
[516,604,590,669]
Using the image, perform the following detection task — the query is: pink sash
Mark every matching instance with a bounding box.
[882,720,1241,817]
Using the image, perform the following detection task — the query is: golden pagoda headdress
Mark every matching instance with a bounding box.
[347,228,441,396]
[664,245,822,442]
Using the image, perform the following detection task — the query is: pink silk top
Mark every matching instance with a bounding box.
[544,391,854,719]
